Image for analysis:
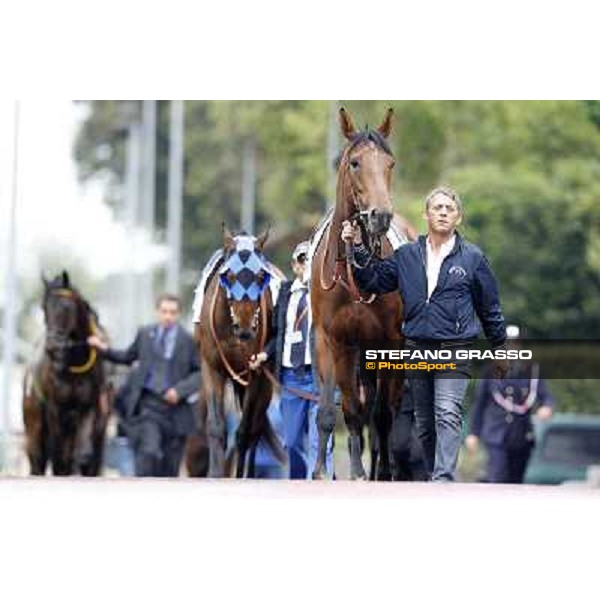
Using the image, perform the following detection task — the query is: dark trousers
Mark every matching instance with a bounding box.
[485,444,533,484]
[390,407,429,481]
[130,391,186,477]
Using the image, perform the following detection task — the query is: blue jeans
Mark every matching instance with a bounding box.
[410,367,471,482]
[280,367,334,479]
[105,435,136,476]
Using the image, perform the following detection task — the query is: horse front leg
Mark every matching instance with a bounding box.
[23,392,48,476]
[87,389,111,477]
[235,385,254,479]
[312,330,336,480]
[235,431,247,479]
[338,355,367,481]
[206,388,226,478]
[312,374,336,480]
[246,444,257,479]
[75,409,96,476]
[52,434,76,476]
[46,405,76,476]
[362,378,381,481]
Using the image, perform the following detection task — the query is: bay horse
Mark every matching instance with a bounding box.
[22,271,111,475]
[310,107,416,480]
[194,226,285,477]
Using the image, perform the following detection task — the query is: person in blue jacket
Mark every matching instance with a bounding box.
[341,186,508,482]
[466,324,554,483]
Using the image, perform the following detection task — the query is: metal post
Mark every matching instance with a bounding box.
[167,100,184,294]
[123,121,142,344]
[140,101,157,321]
[1,101,20,472]
[241,138,257,235]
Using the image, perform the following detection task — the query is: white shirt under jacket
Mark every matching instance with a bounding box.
[425,234,456,301]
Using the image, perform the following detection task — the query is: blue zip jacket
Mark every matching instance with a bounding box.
[353,233,506,347]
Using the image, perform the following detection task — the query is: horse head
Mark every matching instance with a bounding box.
[219,225,271,342]
[42,270,91,372]
[338,107,396,237]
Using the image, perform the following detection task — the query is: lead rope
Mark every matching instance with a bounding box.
[68,316,99,374]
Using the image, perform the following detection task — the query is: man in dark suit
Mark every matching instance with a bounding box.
[466,325,554,483]
[88,293,200,477]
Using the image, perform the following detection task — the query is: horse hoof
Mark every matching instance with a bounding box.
[312,467,327,480]
[350,466,367,481]
[377,469,392,482]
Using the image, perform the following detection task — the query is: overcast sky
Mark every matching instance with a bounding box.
[0,101,170,427]
[0,100,166,288]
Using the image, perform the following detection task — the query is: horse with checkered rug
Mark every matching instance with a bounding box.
[194,225,286,477]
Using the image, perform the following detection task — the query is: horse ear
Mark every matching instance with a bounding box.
[255,224,270,250]
[222,222,235,252]
[62,270,70,288]
[378,108,394,138]
[339,107,356,141]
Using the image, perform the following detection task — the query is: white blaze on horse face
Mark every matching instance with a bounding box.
[351,144,394,214]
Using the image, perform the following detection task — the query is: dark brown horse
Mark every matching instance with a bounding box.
[194,227,285,477]
[310,107,416,480]
[22,271,111,476]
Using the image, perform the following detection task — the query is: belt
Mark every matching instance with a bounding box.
[282,365,312,373]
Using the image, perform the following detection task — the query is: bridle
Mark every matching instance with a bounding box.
[44,288,99,375]
[319,139,393,304]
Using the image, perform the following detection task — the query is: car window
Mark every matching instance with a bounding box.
[540,426,600,466]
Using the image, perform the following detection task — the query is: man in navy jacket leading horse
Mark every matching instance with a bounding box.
[342,186,509,482]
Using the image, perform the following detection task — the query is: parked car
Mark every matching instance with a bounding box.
[524,413,600,484]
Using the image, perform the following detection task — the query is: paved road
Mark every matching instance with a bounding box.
[2,476,598,499]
